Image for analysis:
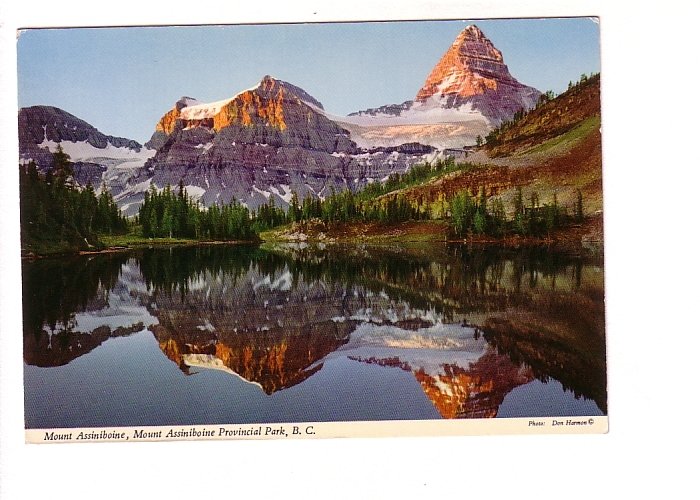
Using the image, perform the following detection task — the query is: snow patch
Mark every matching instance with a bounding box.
[183,185,206,200]
[39,138,155,162]
[179,83,262,121]
[252,186,271,199]
[182,354,264,389]
[180,97,235,121]
[269,184,293,204]
[196,319,216,332]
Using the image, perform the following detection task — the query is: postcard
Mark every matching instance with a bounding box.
[17,17,606,443]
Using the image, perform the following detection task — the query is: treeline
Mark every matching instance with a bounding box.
[138,182,255,241]
[19,147,126,252]
[253,158,586,235]
[359,156,466,200]
[249,157,464,228]
[483,72,600,148]
[19,143,588,251]
[450,186,584,238]
[254,186,426,227]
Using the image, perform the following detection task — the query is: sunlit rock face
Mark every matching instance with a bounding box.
[147,76,351,153]
[348,25,541,148]
[118,75,437,214]
[416,26,507,102]
[414,24,541,122]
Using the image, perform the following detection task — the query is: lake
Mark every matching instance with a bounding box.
[23,243,606,428]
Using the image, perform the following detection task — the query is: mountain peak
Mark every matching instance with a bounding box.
[456,24,487,41]
[414,24,536,109]
[176,96,201,110]
[258,75,278,89]
[257,74,284,94]
[453,24,504,63]
[255,76,324,110]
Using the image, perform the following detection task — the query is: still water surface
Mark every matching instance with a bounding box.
[23,243,605,428]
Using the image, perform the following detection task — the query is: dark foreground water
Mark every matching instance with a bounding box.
[23,243,606,428]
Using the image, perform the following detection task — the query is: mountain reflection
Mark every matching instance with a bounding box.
[152,321,355,394]
[22,243,606,417]
[344,326,535,419]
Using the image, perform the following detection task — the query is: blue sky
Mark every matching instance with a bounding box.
[17,17,600,144]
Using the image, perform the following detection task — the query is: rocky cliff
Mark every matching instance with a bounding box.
[18,106,155,194]
[19,106,143,157]
[414,25,541,123]
[18,25,542,214]
[347,25,540,148]
[115,76,438,214]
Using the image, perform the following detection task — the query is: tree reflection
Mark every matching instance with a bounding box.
[22,253,127,336]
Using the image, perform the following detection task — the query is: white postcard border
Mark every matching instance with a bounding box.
[27,416,608,444]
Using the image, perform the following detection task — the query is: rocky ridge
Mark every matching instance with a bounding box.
[347,25,541,148]
[115,75,439,214]
[18,106,155,193]
[18,25,541,214]
[413,24,540,117]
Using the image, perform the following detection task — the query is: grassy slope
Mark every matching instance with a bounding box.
[96,225,259,252]
[386,76,603,219]
[520,115,599,156]
[21,236,93,257]
[489,74,601,156]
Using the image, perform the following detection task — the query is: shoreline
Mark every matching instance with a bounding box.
[21,238,260,260]
[259,215,604,253]
[21,214,603,259]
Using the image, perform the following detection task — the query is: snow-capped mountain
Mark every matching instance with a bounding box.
[115,75,439,213]
[18,106,155,195]
[346,25,541,148]
[18,25,539,214]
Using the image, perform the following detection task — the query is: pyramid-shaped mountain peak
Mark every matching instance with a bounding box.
[414,25,536,106]
[457,24,487,40]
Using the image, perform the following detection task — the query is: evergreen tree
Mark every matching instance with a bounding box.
[19,153,126,252]
[473,209,486,234]
[514,187,524,217]
[288,191,301,223]
[52,145,73,183]
[491,198,506,236]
